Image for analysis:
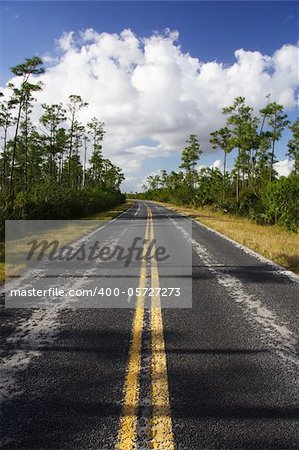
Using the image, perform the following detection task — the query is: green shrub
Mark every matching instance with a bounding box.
[0,183,125,239]
[261,175,299,231]
[239,190,262,216]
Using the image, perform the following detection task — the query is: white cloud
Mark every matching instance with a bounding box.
[137,168,164,191]
[1,29,298,189]
[274,159,294,177]
[57,31,75,51]
[211,159,224,172]
[196,159,224,173]
[197,158,294,178]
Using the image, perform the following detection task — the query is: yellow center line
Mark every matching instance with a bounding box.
[148,207,174,450]
[116,209,150,450]
[117,205,174,449]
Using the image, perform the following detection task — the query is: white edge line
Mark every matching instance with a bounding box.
[194,220,299,283]
[148,201,299,283]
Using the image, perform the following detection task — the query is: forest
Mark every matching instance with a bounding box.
[0,57,125,238]
[136,97,299,232]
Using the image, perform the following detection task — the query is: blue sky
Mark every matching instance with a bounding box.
[1,1,298,81]
[0,1,298,190]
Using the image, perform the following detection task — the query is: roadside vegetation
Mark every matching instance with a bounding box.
[133,97,298,234]
[0,201,133,284]
[0,56,130,283]
[150,201,299,274]
[134,97,299,232]
[0,57,126,240]
[131,96,298,271]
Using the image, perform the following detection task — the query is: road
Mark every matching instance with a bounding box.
[1,201,298,449]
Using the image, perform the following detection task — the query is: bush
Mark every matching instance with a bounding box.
[261,175,299,231]
[0,183,125,239]
[134,174,299,233]
[239,190,262,216]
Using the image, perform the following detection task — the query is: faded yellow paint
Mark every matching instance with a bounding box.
[148,207,174,450]
[116,209,149,450]
[117,206,174,450]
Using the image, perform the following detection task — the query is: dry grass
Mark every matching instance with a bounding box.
[84,201,133,221]
[154,201,299,274]
[0,201,133,284]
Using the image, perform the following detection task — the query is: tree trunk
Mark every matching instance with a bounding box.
[10,100,23,196]
[269,139,275,182]
[83,137,87,187]
[236,149,240,203]
[223,150,227,202]
[68,119,74,187]
[24,99,29,192]
[2,127,8,190]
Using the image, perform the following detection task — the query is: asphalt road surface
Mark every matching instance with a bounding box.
[1,201,298,449]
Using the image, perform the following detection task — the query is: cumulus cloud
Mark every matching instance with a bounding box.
[274,159,294,177]
[57,31,75,52]
[137,168,165,192]
[210,159,224,172]
[196,158,294,178]
[2,28,298,189]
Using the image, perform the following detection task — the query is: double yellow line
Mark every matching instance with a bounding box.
[117,206,174,450]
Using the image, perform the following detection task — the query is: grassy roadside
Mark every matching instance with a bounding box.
[82,201,133,221]
[152,201,299,274]
[0,201,133,284]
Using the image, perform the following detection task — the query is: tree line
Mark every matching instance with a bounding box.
[138,97,299,231]
[0,57,125,236]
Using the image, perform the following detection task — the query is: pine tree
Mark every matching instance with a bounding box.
[287,118,299,175]
[210,127,233,200]
[180,134,202,188]
[260,102,289,181]
[9,56,44,195]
